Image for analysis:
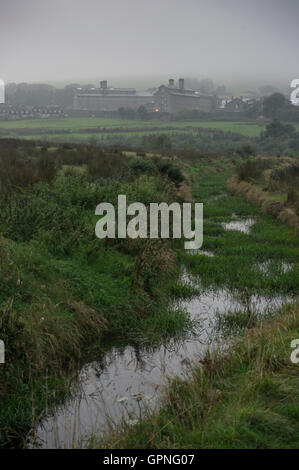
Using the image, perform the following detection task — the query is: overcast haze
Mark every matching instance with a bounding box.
[1,0,298,87]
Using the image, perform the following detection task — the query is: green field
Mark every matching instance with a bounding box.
[2,116,299,159]
[0,117,266,137]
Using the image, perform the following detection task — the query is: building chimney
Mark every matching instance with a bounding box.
[179,78,184,90]
[168,78,174,88]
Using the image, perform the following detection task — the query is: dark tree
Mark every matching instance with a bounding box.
[263,119,296,138]
[137,105,149,120]
[263,93,287,118]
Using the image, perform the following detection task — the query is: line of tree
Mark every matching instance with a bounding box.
[5,82,85,108]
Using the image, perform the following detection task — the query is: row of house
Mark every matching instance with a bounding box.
[217,96,257,112]
[0,104,64,119]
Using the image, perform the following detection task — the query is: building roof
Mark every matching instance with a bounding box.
[76,91,154,98]
[167,91,201,98]
[157,84,196,94]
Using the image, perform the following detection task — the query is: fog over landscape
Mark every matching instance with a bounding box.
[1,0,298,88]
[1,0,299,455]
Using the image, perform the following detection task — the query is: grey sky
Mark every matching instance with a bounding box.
[0,0,298,86]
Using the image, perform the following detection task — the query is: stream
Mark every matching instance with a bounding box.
[29,219,296,448]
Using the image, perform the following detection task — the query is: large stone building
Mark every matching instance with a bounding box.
[73,79,216,113]
[73,80,156,112]
[154,78,215,113]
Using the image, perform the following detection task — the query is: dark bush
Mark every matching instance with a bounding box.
[237,160,261,181]
[129,157,155,174]
[157,160,184,184]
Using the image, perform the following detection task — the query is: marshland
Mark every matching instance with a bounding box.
[2,0,299,453]
[0,134,298,449]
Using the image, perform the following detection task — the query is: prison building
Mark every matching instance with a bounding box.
[73,78,216,113]
[73,80,155,112]
[154,78,216,113]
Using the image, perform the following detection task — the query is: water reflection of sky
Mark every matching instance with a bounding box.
[31,270,293,449]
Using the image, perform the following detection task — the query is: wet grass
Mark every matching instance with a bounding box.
[0,143,191,448]
[179,169,298,295]
[1,146,298,448]
[0,236,190,448]
[93,157,299,449]
[97,302,299,449]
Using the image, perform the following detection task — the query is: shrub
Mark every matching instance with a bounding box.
[157,161,184,184]
[237,160,261,181]
[129,157,155,174]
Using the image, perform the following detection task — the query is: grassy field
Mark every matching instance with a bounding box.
[0,117,265,137]
[2,116,299,161]
[0,129,196,142]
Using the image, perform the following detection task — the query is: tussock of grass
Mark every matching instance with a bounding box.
[216,309,259,336]
[169,280,201,299]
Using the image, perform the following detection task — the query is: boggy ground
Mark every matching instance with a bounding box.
[0,141,298,448]
[0,139,191,448]
[92,157,299,449]
[97,302,299,449]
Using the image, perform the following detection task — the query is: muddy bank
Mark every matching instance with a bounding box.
[227,175,299,231]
